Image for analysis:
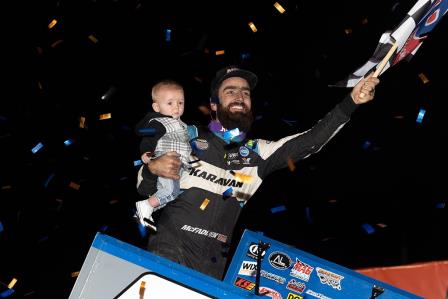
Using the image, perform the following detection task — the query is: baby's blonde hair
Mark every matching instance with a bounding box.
[151,80,183,103]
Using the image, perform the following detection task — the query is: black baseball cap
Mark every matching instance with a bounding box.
[210,66,258,97]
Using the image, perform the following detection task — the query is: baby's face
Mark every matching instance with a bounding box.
[153,87,185,119]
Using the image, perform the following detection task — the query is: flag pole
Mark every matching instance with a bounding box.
[360,41,398,98]
[373,42,398,77]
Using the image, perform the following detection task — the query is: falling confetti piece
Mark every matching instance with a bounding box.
[344,28,353,35]
[287,157,296,172]
[361,18,369,25]
[273,2,285,13]
[48,19,58,29]
[71,272,80,278]
[99,113,112,120]
[50,39,64,48]
[230,171,253,183]
[198,105,210,115]
[223,187,233,199]
[376,223,388,228]
[418,73,429,84]
[362,223,375,234]
[37,81,43,90]
[7,278,17,289]
[270,205,286,214]
[1,185,12,190]
[248,22,257,32]
[416,108,425,124]
[0,221,4,233]
[69,182,80,190]
[88,34,98,43]
[139,281,146,298]
[199,198,210,210]
[79,116,86,129]
[31,142,44,154]
[138,128,156,136]
[109,199,119,205]
[215,50,225,56]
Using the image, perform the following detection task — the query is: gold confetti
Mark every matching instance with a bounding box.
[273,2,285,14]
[418,73,429,84]
[215,50,225,56]
[8,278,18,289]
[88,34,98,43]
[248,22,258,33]
[198,105,210,115]
[200,198,210,210]
[79,116,86,129]
[48,19,58,29]
[139,281,146,299]
[287,157,296,172]
[50,39,64,48]
[69,182,80,190]
[99,113,112,120]
[344,28,353,35]
[232,172,253,183]
[71,271,80,278]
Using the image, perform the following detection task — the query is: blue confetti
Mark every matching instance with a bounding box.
[362,140,371,150]
[138,223,148,238]
[31,142,44,154]
[134,160,143,167]
[64,139,74,146]
[305,207,313,224]
[138,128,156,136]
[416,108,426,123]
[362,223,375,234]
[0,289,15,298]
[165,28,172,42]
[0,221,4,233]
[44,173,55,188]
[270,205,286,214]
[223,187,233,199]
[435,202,445,209]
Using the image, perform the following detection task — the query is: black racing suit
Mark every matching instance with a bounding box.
[137,95,358,279]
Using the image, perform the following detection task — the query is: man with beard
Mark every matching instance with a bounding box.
[138,66,379,279]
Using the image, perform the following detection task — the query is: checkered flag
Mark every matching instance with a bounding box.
[332,0,447,87]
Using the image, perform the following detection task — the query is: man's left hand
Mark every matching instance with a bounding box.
[351,73,380,104]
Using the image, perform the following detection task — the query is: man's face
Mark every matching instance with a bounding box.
[216,77,252,112]
[211,77,253,132]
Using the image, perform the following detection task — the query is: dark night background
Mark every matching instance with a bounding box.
[1,0,447,297]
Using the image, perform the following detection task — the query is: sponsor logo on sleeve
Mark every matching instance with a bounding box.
[315,267,344,291]
[259,286,282,299]
[286,279,306,294]
[239,146,250,157]
[234,277,256,291]
[238,261,257,276]
[260,270,286,284]
[268,251,292,270]
[305,289,332,299]
[246,242,267,260]
[289,258,314,282]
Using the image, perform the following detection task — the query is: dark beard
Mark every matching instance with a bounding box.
[217,104,253,133]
